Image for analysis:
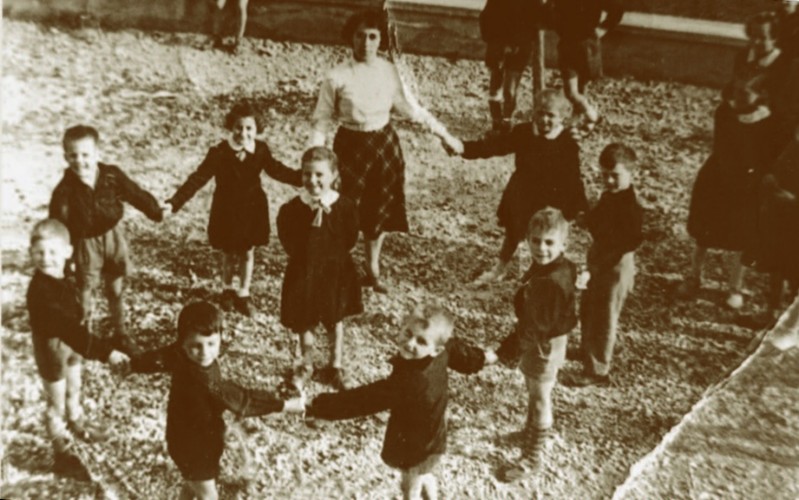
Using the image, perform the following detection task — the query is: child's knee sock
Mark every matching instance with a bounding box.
[107,278,126,337]
[726,252,745,292]
[65,365,83,423]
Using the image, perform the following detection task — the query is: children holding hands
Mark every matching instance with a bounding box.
[307,304,497,500]
[120,301,305,500]
[277,147,363,390]
[164,101,302,317]
[26,219,131,472]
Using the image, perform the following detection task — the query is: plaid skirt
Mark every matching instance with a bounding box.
[333,125,410,239]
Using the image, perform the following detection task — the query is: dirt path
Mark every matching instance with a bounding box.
[1,20,770,499]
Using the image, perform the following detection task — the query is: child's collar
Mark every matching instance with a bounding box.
[227,137,255,154]
[299,189,339,208]
[534,124,564,140]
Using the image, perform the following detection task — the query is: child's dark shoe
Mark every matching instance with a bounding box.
[68,418,111,442]
[560,370,611,388]
[233,295,254,317]
[317,366,350,391]
[53,449,90,481]
[220,289,237,312]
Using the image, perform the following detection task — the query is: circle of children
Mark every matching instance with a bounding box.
[24,1,799,498]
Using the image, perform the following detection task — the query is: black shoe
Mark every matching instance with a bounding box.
[316,366,350,391]
[53,450,91,481]
[233,295,254,317]
[220,289,237,311]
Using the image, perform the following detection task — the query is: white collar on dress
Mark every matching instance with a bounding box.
[299,190,340,226]
[227,137,256,155]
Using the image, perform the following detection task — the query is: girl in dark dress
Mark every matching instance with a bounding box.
[308,304,496,500]
[166,101,302,316]
[277,147,362,390]
[680,76,782,309]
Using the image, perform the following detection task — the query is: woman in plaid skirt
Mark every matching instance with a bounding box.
[309,9,462,293]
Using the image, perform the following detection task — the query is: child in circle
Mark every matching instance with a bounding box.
[494,207,577,481]
[547,0,624,130]
[456,89,588,284]
[125,301,305,500]
[566,144,643,387]
[26,219,130,472]
[165,100,302,317]
[680,75,782,309]
[277,147,363,390]
[49,125,164,354]
[478,0,541,133]
[307,304,496,500]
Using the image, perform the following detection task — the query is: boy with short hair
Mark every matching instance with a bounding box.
[495,207,577,481]
[49,125,164,353]
[126,301,305,500]
[26,219,130,471]
[566,143,643,387]
[308,304,497,500]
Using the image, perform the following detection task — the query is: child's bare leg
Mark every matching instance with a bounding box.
[325,322,344,369]
[526,378,555,431]
[502,69,523,123]
[105,276,126,338]
[79,284,95,333]
[420,473,439,500]
[400,470,424,500]
[42,379,69,450]
[237,248,254,297]
[725,251,745,309]
[222,252,237,290]
[64,363,83,424]
[678,244,706,298]
[185,479,218,500]
[563,74,598,122]
[232,0,248,46]
[299,331,315,367]
[178,482,195,500]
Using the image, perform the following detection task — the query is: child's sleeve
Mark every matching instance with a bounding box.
[446,338,487,374]
[48,184,70,225]
[561,140,589,219]
[258,145,302,187]
[112,165,164,222]
[31,298,114,362]
[308,378,394,420]
[276,202,300,256]
[209,380,286,417]
[310,74,337,147]
[130,344,180,374]
[166,149,217,212]
[599,0,624,32]
[461,131,515,160]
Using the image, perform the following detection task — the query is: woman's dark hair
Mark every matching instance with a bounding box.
[224,100,263,132]
[341,9,390,52]
[302,146,342,190]
[177,301,223,344]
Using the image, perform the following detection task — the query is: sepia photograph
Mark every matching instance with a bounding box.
[1,0,798,498]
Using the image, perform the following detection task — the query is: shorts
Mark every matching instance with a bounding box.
[170,447,223,482]
[519,334,567,383]
[401,453,443,475]
[558,37,603,89]
[33,335,82,382]
[485,42,532,73]
[74,226,130,290]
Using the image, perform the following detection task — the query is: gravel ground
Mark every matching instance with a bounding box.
[0,20,772,499]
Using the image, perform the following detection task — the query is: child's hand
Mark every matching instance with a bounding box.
[283,394,306,413]
[484,350,499,365]
[576,268,591,290]
[108,350,131,376]
[441,134,464,156]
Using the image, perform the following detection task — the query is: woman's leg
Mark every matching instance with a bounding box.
[726,251,745,309]
[325,322,344,369]
[178,482,195,500]
[233,0,249,46]
[502,69,523,124]
[211,0,227,46]
[365,233,386,279]
[488,67,504,131]
[222,252,236,290]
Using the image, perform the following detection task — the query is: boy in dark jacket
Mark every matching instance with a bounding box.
[125,301,305,500]
[308,305,497,500]
[49,125,164,352]
[26,219,130,471]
